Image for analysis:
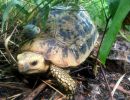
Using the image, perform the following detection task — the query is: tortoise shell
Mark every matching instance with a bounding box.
[20,6,99,68]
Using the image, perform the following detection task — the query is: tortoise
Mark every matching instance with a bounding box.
[17,5,99,96]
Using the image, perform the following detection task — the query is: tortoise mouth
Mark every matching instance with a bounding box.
[19,69,43,74]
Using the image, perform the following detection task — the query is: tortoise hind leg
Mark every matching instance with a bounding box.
[50,65,76,97]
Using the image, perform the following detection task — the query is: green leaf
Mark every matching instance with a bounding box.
[2,2,14,32]
[41,5,50,31]
[15,4,29,15]
[120,30,130,42]
[108,0,120,17]
[1,0,22,32]
[98,0,130,64]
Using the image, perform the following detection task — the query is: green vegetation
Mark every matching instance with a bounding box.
[0,0,130,64]
[99,0,130,64]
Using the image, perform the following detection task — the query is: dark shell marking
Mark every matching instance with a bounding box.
[21,6,98,67]
[45,6,98,61]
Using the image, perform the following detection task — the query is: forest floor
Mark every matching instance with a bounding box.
[0,29,130,100]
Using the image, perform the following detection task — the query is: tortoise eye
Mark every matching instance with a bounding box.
[30,61,38,66]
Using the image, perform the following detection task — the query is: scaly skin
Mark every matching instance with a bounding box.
[50,65,76,94]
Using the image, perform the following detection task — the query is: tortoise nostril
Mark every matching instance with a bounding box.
[18,63,23,68]
[17,63,24,72]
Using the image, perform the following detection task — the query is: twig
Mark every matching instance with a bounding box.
[110,83,130,95]
[0,82,30,91]
[111,74,126,96]
[4,25,18,63]
[8,93,22,100]
[100,65,113,100]
[93,3,112,99]
[42,80,66,98]
[9,40,19,47]
[100,0,108,19]
[0,50,10,63]
[24,82,47,100]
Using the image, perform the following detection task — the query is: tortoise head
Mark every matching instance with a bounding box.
[17,52,49,74]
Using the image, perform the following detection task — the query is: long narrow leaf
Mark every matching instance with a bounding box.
[15,4,29,15]
[1,0,22,32]
[98,0,130,64]
[1,2,14,32]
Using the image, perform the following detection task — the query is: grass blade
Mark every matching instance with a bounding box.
[98,0,130,64]
[1,0,22,32]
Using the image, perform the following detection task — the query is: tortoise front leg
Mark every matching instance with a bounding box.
[50,65,76,95]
